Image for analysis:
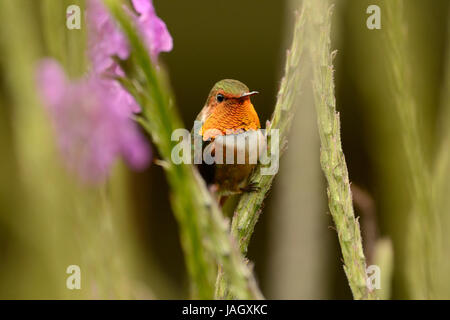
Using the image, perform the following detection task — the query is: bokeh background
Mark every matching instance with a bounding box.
[0,0,449,299]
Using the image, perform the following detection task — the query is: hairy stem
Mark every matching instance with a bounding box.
[307,0,376,300]
[432,12,450,298]
[385,0,437,298]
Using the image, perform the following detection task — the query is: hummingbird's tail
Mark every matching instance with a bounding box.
[219,196,229,207]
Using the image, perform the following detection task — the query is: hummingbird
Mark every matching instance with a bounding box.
[193,79,265,202]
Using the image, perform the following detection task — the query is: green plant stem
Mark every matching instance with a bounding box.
[384,0,437,299]
[105,0,262,300]
[215,5,307,298]
[432,16,450,298]
[307,0,376,300]
[372,238,394,300]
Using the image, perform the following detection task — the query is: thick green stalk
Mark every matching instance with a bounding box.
[432,15,450,298]
[372,238,394,300]
[384,0,437,299]
[215,5,307,298]
[105,0,262,299]
[307,0,376,300]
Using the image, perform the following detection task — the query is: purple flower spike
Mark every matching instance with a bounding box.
[131,0,173,61]
[36,0,172,183]
[87,0,130,74]
[37,59,151,183]
[87,0,173,72]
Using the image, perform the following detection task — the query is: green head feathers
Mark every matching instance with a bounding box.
[208,79,250,99]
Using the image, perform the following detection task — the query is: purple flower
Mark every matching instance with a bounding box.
[36,0,173,182]
[87,0,173,74]
[37,59,150,183]
[131,0,173,61]
[87,0,130,74]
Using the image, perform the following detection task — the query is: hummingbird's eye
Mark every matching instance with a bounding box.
[216,93,225,103]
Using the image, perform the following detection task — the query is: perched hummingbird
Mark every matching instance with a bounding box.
[193,79,265,201]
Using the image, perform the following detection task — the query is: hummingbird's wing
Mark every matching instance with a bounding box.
[190,103,205,139]
[191,104,216,186]
[191,103,210,133]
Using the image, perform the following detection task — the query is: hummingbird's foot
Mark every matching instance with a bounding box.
[240,182,260,193]
[208,183,219,194]
[209,184,224,206]
[219,196,229,207]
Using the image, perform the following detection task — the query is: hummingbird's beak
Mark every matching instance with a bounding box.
[240,91,259,98]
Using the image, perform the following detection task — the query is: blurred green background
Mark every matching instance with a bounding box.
[0,0,449,299]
